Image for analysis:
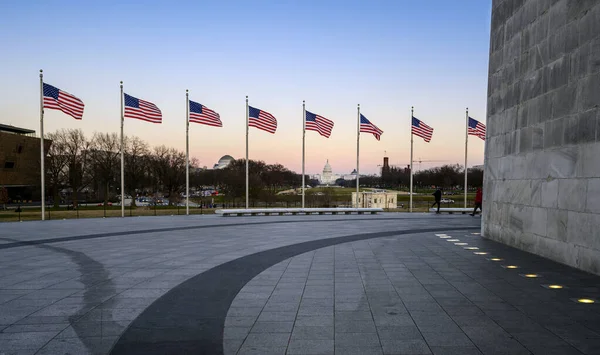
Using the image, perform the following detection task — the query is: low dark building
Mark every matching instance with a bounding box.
[0,124,51,202]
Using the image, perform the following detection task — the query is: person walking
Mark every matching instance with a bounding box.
[471,187,482,216]
[431,188,442,214]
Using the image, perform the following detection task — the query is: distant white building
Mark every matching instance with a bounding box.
[352,191,397,209]
[213,155,234,169]
[311,160,357,185]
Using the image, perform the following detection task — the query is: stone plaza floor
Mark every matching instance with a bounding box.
[0,214,599,354]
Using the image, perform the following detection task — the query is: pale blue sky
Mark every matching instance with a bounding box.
[0,0,492,174]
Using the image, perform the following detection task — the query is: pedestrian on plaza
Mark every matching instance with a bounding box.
[431,188,442,214]
[471,187,483,216]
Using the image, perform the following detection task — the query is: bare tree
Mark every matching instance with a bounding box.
[89,132,120,205]
[64,129,90,207]
[124,136,150,206]
[151,145,186,205]
[0,187,8,210]
[45,131,69,207]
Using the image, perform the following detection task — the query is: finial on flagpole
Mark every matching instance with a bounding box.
[303,100,305,104]
[39,69,43,75]
[186,89,189,94]
[120,81,123,88]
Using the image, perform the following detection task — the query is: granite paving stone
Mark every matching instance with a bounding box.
[1,215,599,354]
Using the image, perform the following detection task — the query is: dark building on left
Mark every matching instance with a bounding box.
[0,124,51,203]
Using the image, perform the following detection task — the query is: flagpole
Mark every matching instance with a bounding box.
[409,106,414,213]
[245,96,249,209]
[120,81,125,218]
[39,70,45,221]
[464,107,469,209]
[186,90,190,215]
[302,100,306,209]
[356,104,360,207]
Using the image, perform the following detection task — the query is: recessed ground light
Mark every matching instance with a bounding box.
[447,239,460,242]
[573,298,596,304]
[455,242,468,246]
[542,284,564,289]
[439,236,451,239]
[464,247,479,250]
[471,233,481,235]
[435,234,448,237]
[520,274,540,278]
[474,252,488,255]
[503,265,519,269]
[489,258,503,261]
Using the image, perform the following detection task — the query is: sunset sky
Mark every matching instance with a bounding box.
[0,0,491,175]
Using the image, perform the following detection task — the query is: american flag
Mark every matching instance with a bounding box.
[412,117,434,142]
[305,110,334,138]
[124,93,162,123]
[248,106,277,134]
[360,114,383,140]
[468,117,486,140]
[189,100,222,127]
[43,83,85,120]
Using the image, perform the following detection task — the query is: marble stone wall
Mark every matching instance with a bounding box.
[483,0,600,274]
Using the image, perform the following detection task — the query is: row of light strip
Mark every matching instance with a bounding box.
[434,233,597,304]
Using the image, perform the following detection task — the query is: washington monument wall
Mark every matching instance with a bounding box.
[483,0,600,274]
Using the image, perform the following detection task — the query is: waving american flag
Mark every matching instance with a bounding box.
[305,111,334,138]
[468,117,486,141]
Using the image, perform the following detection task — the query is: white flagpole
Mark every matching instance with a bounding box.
[246,96,249,209]
[302,100,306,209]
[409,106,414,213]
[356,104,360,207]
[120,81,125,218]
[186,90,190,215]
[464,107,469,209]
[39,70,45,221]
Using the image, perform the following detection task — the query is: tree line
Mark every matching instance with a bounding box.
[43,129,483,207]
[45,129,189,207]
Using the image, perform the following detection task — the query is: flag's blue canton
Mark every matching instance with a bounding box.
[190,101,203,114]
[124,94,140,108]
[412,117,421,126]
[306,111,317,121]
[468,117,478,128]
[43,84,59,100]
[360,114,370,124]
[248,106,260,118]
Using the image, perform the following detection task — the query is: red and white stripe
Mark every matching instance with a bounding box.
[125,99,162,123]
[412,122,434,142]
[43,91,84,120]
[306,116,334,138]
[468,123,486,141]
[360,123,384,141]
[249,111,277,134]
[190,107,222,127]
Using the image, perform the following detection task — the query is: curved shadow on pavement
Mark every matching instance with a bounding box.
[0,237,116,354]
[110,226,477,355]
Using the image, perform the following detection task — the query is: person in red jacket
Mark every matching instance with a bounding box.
[471,187,482,216]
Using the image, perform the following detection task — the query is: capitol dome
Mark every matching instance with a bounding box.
[214,155,234,169]
[323,159,332,174]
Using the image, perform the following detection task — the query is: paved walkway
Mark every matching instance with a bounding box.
[0,214,599,354]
